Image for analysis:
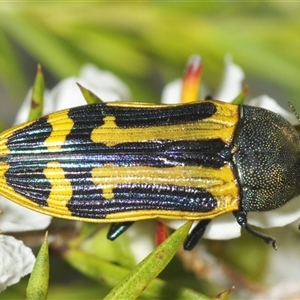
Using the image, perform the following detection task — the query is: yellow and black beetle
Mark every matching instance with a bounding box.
[0,99,299,250]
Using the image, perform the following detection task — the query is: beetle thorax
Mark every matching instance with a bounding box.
[232,105,300,212]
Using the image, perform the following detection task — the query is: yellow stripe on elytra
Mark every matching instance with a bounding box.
[91,101,239,147]
[92,164,239,212]
[0,141,10,157]
[102,186,114,200]
[43,161,72,216]
[44,110,74,151]
[0,161,73,219]
[0,125,14,157]
[0,162,11,194]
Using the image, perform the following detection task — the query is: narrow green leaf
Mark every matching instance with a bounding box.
[0,31,27,98]
[25,232,49,300]
[104,221,193,300]
[61,221,209,300]
[63,244,207,300]
[0,12,81,78]
[79,225,136,269]
[213,287,234,300]
[28,64,44,121]
[231,86,247,105]
[63,247,130,287]
[66,223,136,269]
[77,83,103,104]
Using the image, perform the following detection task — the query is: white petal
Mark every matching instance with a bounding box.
[162,56,244,105]
[248,95,298,125]
[15,64,132,122]
[203,214,241,239]
[214,55,245,102]
[127,220,156,263]
[162,214,241,241]
[0,197,51,232]
[13,89,50,125]
[79,64,131,101]
[159,219,186,231]
[46,68,131,113]
[13,89,32,125]
[45,77,86,113]
[0,235,35,292]
[248,196,300,228]
[161,78,182,104]
[47,66,131,113]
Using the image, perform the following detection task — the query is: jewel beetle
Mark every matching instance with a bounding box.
[0,99,299,250]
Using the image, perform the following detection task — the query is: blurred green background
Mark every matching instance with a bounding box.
[1,2,300,299]
[1,2,300,124]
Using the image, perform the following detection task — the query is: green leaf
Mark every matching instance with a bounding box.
[231,86,247,105]
[0,11,82,78]
[80,226,136,269]
[104,221,195,300]
[63,247,133,288]
[77,83,103,104]
[212,287,234,300]
[25,232,49,300]
[0,30,27,98]
[62,221,207,299]
[28,64,44,121]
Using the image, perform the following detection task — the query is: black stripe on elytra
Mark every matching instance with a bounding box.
[3,117,53,206]
[67,183,217,219]
[67,101,217,128]
[58,139,230,168]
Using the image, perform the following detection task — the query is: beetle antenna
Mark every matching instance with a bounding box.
[288,102,300,123]
[233,211,278,250]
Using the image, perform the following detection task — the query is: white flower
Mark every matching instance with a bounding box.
[0,201,51,233]
[0,64,131,290]
[214,55,245,101]
[162,55,244,104]
[0,235,35,292]
[14,64,131,124]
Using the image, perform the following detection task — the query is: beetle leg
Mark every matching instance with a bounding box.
[107,221,135,241]
[183,219,211,251]
[233,211,278,250]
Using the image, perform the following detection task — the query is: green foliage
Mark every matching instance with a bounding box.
[25,233,49,300]
[55,223,210,299]
[103,221,202,300]
[28,64,44,121]
[78,83,103,104]
[0,2,300,109]
[0,3,298,299]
